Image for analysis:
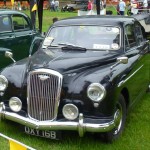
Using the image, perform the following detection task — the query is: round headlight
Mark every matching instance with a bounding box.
[9,97,22,112]
[0,75,8,91]
[62,104,79,120]
[87,83,106,102]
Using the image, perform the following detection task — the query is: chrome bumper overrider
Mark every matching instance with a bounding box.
[0,102,119,137]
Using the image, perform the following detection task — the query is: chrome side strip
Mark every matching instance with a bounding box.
[118,65,144,87]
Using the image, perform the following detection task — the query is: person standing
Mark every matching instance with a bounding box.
[3,0,6,8]
[116,4,120,15]
[130,0,138,15]
[54,0,59,11]
[52,17,58,23]
[100,0,105,14]
[87,0,93,10]
[143,0,148,12]
[100,0,104,10]
[50,0,55,11]
[18,0,22,10]
[119,0,126,15]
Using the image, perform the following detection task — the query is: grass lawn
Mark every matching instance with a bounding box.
[0,9,150,150]
[24,8,119,32]
[24,10,78,32]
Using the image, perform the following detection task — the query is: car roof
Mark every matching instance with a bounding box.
[53,15,136,26]
[133,13,150,21]
[0,9,29,17]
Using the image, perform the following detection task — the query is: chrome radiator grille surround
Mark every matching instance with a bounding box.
[27,69,63,121]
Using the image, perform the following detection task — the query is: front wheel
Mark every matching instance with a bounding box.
[101,94,127,142]
[61,8,65,12]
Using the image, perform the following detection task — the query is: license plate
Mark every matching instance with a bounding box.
[24,126,61,140]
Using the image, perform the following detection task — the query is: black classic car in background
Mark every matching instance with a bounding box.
[0,15,149,142]
[0,9,43,69]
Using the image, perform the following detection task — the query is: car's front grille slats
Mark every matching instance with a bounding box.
[27,69,63,121]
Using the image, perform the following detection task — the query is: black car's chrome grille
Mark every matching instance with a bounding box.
[27,69,63,121]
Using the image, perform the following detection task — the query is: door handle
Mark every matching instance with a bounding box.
[9,35,15,39]
[3,36,15,39]
[137,44,144,48]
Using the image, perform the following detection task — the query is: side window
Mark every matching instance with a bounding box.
[134,24,144,45]
[125,35,130,50]
[125,24,136,49]
[0,16,11,32]
[12,16,30,31]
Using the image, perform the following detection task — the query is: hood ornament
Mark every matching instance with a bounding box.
[38,75,49,81]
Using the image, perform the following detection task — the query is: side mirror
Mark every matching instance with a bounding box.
[111,56,128,69]
[117,57,128,64]
[5,51,16,62]
[29,36,44,56]
[5,51,13,58]
[42,37,54,49]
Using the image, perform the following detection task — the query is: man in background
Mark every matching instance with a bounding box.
[3,0,6,8]
[55,0,59,11]
[53,17,58,23]
[119,0,126,15]
[143,0,148,12]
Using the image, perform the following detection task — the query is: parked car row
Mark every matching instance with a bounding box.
[0,13,150,142]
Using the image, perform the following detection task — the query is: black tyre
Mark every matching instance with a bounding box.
[101,94,127,143]
[68,7,74,12]
[61,8,65,12]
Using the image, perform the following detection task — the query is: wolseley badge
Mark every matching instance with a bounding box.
[38,75,49,81]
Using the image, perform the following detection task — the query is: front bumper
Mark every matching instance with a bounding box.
[0,102,119,137]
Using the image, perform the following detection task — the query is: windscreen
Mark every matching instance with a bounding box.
[46,25,120,50]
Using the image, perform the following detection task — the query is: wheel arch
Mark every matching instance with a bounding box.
[121,88,130,110]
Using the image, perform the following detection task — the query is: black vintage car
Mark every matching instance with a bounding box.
[0,15,149,142]
[0,9,43,69]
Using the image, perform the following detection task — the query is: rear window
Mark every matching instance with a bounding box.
[0,16,12,32]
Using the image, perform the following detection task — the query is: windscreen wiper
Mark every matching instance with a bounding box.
[58,43,86,51]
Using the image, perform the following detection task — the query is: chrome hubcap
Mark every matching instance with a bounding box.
[113,105,122,135]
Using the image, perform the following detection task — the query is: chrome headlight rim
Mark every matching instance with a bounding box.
[9,97,22,112]
[0,75,8,92]
[87,83,106,102]
[62,104,79,120]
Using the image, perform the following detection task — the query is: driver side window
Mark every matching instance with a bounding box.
[134,23,144,45]
[12,15,30,31]
[125,24,136,50]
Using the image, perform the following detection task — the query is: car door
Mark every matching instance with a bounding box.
[124,22,149,105]
[11,14,33,61]
[0,15,15,68]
